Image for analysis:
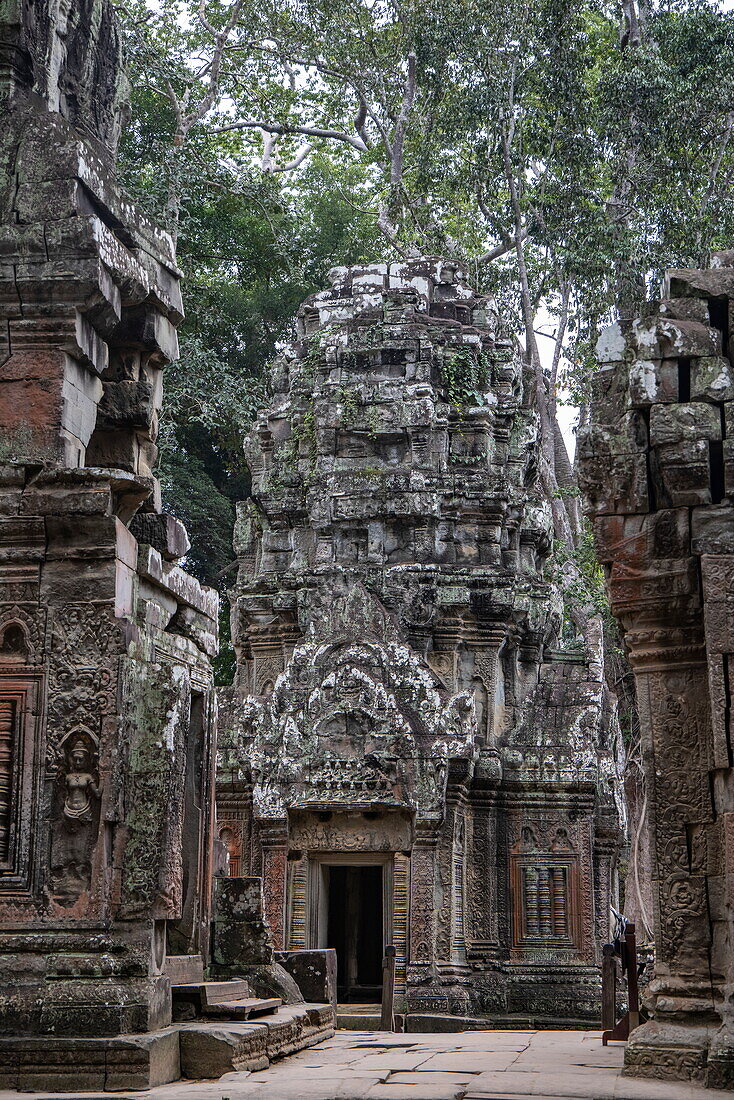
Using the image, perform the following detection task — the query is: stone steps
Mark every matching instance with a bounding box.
[336,1007,602,1033]
[179,1004,335,1079]
[176,977,253,1003]
[202,996,282,1020]
[172,977,283,1022]
[0,1003,335,1091]
[164,954,205,985]
[0,1030,181,1092]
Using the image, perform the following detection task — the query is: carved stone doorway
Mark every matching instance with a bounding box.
[327,864,383,1002]
[311,856,389,1003]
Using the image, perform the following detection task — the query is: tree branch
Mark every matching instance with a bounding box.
[479,228,529,263]
[210,118,369,152]
[269,143,315,172]
[390,50,417,188]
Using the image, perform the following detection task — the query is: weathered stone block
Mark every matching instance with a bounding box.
[692,503,734,554]
[276,949,337,1012]
[595,322,627,365]
[211,876,274,968]
[0,222,47,260]
[95,379,154,430]
[666,267,734,301]
[179,1022,269,1077]
[634,316,721,360]
[658,296,711,324]
[628,358,678,406]
[690,355,734,403]
[594,509,691,568]
[577,422,649,515]
[649,401,721,445]
[0,1029,180,1092]
[652,439,712,507]
[129,511,191,561]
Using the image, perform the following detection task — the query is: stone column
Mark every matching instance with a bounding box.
[699,553,734,1088]
[406,823,439,1005]
[466,798,499,954]
[259,819,289,949]
[592,834,618,953]
[467,625,506,745]
[579,267,734,1085]
[623,625,718,1080]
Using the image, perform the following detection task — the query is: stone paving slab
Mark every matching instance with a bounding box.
[417,1053,523,1071]
[0,1029,732,1100]
[365,1087,465,1099]
[386,1071,481,1085]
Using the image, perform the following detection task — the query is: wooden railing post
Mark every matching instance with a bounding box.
[380,944,396,1032]
[601,942,616,1031]
[602,918,642,1046]
[625,922,640,1031]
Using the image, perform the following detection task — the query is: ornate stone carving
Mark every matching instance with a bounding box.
[61,733,101,823]
[0,0,219,1045]
[218,820,243,877]
[219,261,623,1020]
[580,255,734,1084]
[0,606,43,663]
[46,606,118,774]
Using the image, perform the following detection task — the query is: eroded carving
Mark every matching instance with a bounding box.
[580,254,734,1085]
[0,0,219,1045]
[218,261,624,1019]
[61,734,101,823]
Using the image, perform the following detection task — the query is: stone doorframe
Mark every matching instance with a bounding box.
[286,849,410,1006]
[308,852,394,953]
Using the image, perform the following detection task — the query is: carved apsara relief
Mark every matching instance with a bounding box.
[49,729,101,907]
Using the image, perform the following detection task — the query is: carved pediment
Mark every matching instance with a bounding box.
[222,618,477,818]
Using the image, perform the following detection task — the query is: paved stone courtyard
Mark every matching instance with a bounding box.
[1,1030,731,1100]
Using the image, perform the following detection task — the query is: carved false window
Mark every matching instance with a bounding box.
[518,865,571,942]
[510,829,581,951]
[0,681,40,890]
[0,614,43,893]
[0,697,16,863]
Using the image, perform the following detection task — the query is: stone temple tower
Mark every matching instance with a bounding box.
[0,1,218,1086]
[218,259,624,1022]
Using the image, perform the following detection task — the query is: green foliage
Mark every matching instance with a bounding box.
[213,597,237,686]
[159,445,236,584]
[442,348,491,408]
[598,5,734,277]
[549,520,614,644]
[336,383,361,425]
[114,0,734,669]
[117,16,381,595]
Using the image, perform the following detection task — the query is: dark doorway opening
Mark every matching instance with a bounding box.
[326,864,383,1002]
